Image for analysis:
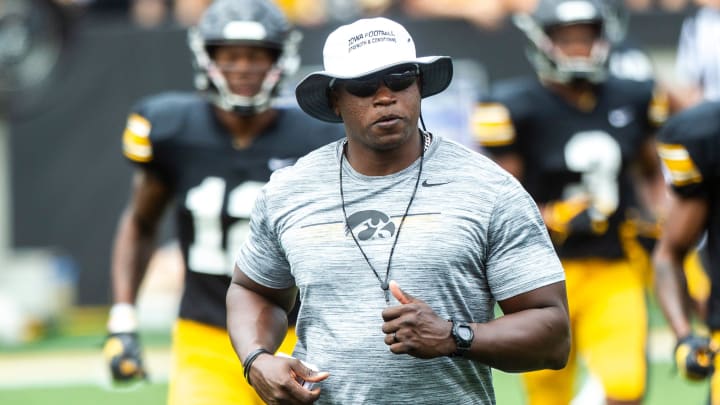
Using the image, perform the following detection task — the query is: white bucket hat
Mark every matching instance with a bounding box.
[295,17,453,123]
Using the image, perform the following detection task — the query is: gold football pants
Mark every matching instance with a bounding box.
[522,258,648,404]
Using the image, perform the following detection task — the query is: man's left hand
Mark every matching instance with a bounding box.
[381,280,455,358]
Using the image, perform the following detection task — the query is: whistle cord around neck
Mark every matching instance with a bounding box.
[339,132,426,305]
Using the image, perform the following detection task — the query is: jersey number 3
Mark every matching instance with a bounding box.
[564,130,622,215]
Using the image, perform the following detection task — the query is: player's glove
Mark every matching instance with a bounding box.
[103,332,147,382]
[674,334,714,381]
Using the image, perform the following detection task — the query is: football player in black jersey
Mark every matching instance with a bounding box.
[102,0,342,403]
[653,101,720,401]
[472,0,668,404]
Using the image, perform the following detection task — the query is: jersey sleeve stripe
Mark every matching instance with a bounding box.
[126,113,151,137]
[657,143,703,186]
[123,141,153,162]
[122,113,153,162]
[471,103,516,146]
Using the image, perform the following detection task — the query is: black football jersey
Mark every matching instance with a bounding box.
[122,92,344,328]
[657,101,720,328]
[472,76,667,259]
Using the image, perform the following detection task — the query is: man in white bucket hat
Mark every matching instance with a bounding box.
[227,17,570,404]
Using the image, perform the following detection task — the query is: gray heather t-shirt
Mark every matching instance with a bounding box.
[236,135,564,404]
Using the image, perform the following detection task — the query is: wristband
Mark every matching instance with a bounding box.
[107,303,138,333]
[243,348,272,386]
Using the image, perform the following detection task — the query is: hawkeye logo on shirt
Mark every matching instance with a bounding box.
[346,210,396,240]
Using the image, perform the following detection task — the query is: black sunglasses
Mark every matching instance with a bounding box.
[330,65,421,98]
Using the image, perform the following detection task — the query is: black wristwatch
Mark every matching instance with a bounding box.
[450,319,474,357]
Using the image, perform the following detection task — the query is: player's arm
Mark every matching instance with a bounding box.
[652,193,708,340]
[110,170,172,305]
[227,266,328,402]
[104,169,172,382]
[632,136,666,215]
[653,193,712,380]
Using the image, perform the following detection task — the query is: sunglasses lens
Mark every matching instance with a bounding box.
[343,79,379,97]
[337,66,419,97]
[384,71,418,92]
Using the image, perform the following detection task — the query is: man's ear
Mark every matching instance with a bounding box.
[328,91,341,118]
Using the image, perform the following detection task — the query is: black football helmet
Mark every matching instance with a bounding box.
[187,0,301,115]
[513,0,610,84]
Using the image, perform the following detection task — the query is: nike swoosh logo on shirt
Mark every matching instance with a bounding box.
[422,180,451,187]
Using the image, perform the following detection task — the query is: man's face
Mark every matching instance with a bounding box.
[211,45,276,97]
[547,23,601,59]
[331,65,422,151]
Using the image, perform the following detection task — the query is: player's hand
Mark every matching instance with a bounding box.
[248,353,329,404]
[381,280,455,359]
[103,332,148,383]
[674,334,714,381]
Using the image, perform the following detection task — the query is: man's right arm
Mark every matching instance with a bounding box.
[226,265,328,403]
[226,265,296,361]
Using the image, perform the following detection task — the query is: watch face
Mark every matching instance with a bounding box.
[458,325,473,341]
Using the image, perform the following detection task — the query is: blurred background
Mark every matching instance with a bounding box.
[0,0,711,403]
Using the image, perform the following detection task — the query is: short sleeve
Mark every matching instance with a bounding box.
[235,187,294,289]
[485,177,565,301]
[120,98,173,183]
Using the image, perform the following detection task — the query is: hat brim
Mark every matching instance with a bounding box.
[295,56,453,123]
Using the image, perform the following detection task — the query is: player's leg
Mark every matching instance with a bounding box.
[579,259,647,405]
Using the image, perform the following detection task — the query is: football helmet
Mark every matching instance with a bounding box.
[187,0,301,115]
[513,0,610,84]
